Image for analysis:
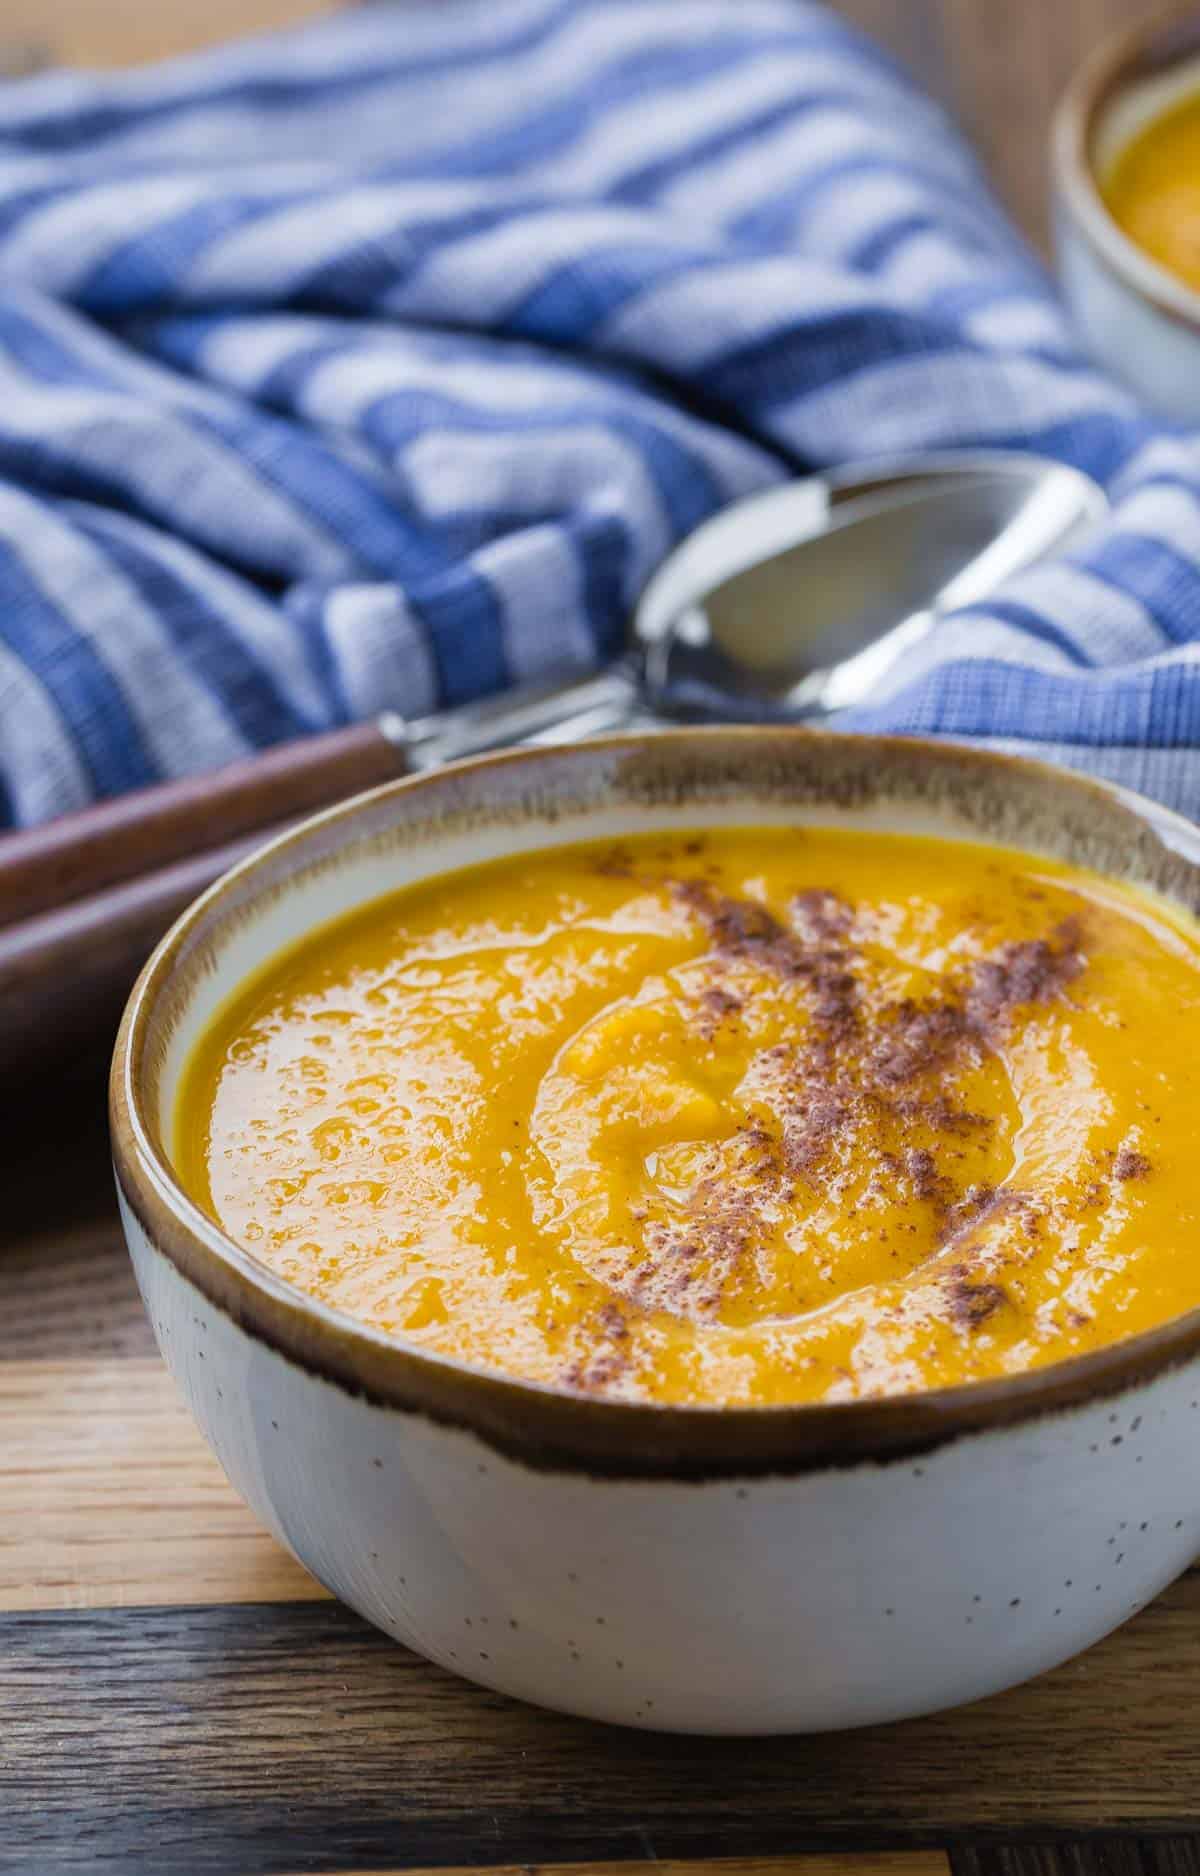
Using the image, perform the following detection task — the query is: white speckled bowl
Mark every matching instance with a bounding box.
[1055,6,1200,418]
[111,730,1200,1734]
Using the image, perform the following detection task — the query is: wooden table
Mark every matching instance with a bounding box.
[0,0,1142,249]
[5,3,1197,1874]
[838,0,1141,252]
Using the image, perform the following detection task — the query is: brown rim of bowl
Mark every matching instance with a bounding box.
[1054,3,1200,333]
[112,727,1200,1482]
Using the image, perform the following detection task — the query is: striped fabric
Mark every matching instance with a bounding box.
[0,0,1198,829]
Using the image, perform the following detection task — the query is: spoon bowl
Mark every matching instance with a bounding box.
[636,452,1108,719]
[399,451,1108,762]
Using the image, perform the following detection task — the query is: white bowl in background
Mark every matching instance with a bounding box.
[1055,9,1200,418]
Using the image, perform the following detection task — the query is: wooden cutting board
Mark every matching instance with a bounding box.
[5,1053,1200,1873]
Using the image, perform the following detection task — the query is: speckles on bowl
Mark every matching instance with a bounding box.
[111,732,1200,1731]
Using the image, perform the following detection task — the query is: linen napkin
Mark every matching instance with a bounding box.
[0,0,1197,830]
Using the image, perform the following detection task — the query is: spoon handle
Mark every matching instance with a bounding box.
[397,662,642,767]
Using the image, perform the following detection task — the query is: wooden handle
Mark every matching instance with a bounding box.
[0,719,407,931]
[0,818,298,1077]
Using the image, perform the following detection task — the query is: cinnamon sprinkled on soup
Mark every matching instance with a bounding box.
[174,829,1200,1406]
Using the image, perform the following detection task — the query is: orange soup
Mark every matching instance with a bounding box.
[1104,91,1200,291]
[175,828,1200,1407]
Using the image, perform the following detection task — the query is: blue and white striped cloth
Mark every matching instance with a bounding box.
[1,0,1199,830]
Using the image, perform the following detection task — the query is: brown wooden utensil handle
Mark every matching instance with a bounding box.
[0,717,408,931]
[0,817,300,1077]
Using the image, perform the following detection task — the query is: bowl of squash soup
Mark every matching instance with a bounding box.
[111,730,1200,1732]
[1055,6,1200,417]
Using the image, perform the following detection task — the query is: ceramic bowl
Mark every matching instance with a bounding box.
[111,730,1200,1734]
[1054,6,1200,418]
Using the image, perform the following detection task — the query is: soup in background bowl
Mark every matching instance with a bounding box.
[112,731,1200,1732]
[1055,7,1200,418]
[1103,84,1200,292]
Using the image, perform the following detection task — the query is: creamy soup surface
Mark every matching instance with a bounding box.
[176,828,1200,1406]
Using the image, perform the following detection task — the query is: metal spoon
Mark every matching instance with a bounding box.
[0,451,1109,1082]
[388,449,1109,766]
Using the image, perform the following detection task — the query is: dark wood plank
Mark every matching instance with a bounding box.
[3,1050,113,1237]
[0,1215,154,1365]
[952,1841,1200,1876]
[0,1049,152,1364]
[1146,1847,1200,1876]
[280,1859,951,1876]
[0,1222,154,1365]
[954,1845,1146,1876]
[7,1587,1200,1875]
[283,1861,951,1876]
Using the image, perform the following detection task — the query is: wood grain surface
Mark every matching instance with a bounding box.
[0,0,1146,246]
[833,0,1139,250]
[0,0,336,70]
[8,1589,1200,1869]
[291,1865,951,1876]
[0,1359,324,1611]
[3,2,1192,1874]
